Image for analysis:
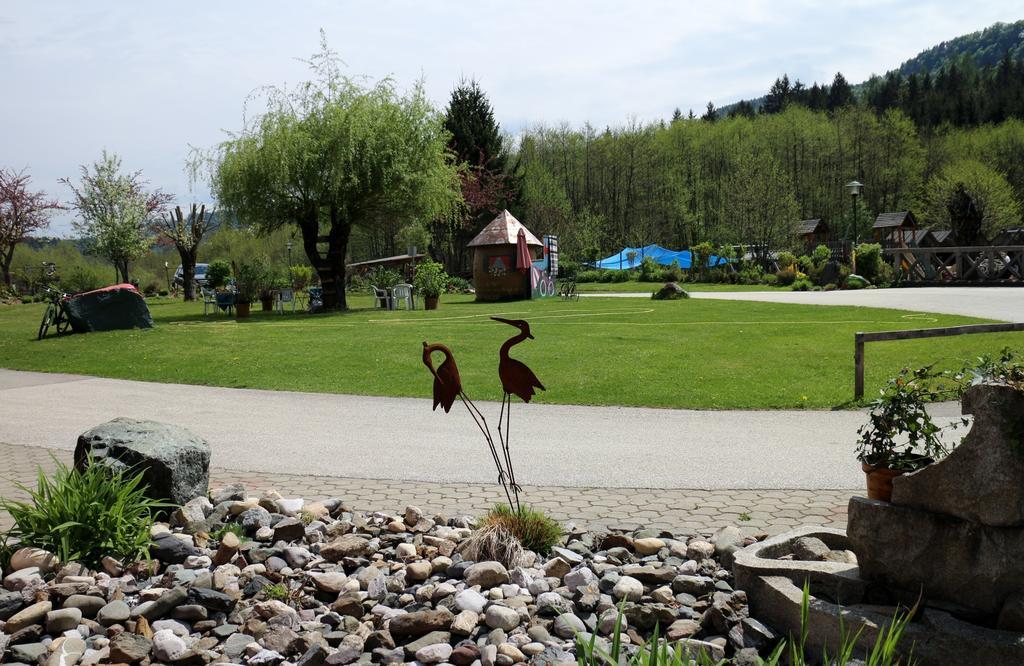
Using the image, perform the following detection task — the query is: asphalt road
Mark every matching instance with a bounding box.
[587,286,1024,322]
[0,369,962,490]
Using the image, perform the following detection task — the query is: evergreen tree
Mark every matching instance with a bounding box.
[763,74,792,114]
[671,107,683,123]
[701,102,718,122]
[827,72,855,110]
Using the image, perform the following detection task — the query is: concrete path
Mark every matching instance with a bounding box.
[0,369,960,490]
[582,286,1024,322]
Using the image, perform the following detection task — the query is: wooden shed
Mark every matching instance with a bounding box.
[468,210,543,302]
[872,211,918,245]
[795,219,830,252]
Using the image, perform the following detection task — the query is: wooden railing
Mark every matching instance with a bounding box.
[884,245,1024,285]
[854,323,1024,400]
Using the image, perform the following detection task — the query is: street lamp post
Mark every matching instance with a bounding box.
[286,239,294,267]
[846,180,863,271]
[163,261,171,294]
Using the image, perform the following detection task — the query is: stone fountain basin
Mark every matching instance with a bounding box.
[733,526,1024,665]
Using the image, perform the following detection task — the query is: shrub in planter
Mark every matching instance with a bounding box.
[0,457,166,567]
[856,366,967,501]
[413,259,449,309]
[232,256,271,316]
[289,264,314,290]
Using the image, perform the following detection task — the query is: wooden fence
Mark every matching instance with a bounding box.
[854,322,1024,400]
[884,245,1024,285]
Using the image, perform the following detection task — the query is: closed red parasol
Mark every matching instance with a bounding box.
[515,228,532,273]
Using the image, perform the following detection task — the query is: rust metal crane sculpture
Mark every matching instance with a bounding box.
[491,317,545,511]
[422,341,513,507]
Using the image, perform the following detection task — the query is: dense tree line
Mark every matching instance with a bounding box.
[511,107,1024,261]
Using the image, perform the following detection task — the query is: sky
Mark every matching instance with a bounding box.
[2,1,1021,235]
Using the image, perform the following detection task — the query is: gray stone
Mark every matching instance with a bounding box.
[612,576,643,601]
[553,613,586,638]
[151,533,198,564]
[138,586,188,620]
[892,384,1024,527]
[416,642,453,664]
[388,607,453,639]
[211,482,246,504]
[64,594,105,618]
[109,633,153,663]
[465,561,510,588]
[240,507,273,532]
[791,536,831,561]
[402,631,451,658]
[4,600,52,633]
[250,649,285,665]
[672,575,715,597]
[97,600,131,625]
[321,534,375,561]
[11,642,48,663]
[46,607,83,633]
[484,605,520,631]
[711,525,744,566]
[224,633,256,659]
[75,417,210,506]
[0,589,24,619]
[273,517,306,541]
[550,547,583,565]
[666,618,701,640]
[848,496,1024,614]
[536,592,572,616]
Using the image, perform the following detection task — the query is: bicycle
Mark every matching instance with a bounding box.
[37,263,72,340]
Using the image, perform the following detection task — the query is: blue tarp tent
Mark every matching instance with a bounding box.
[593,244,729,270]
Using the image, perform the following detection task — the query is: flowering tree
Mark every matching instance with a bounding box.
[62,151,171,283]
[0,169,63,287]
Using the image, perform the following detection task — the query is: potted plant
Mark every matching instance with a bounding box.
[855,365,965,501]
[414,259,449,310]
[232,257,270,319]
[205,260,231,291]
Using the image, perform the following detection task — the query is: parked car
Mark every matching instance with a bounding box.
[173,263,210,287]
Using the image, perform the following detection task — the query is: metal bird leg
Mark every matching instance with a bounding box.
[497,392,523,513]
[459,391,514,509]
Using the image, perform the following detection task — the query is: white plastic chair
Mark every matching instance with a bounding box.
[391,283,415,310]
[275,288,296,314]
[201,286,218,315]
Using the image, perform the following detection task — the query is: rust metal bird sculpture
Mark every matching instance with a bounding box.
[422,341,513,507]
[491,317,545,511]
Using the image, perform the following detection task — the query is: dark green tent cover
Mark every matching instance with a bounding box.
[64,284,153,333]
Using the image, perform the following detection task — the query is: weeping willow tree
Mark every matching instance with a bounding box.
[206,34,461,309]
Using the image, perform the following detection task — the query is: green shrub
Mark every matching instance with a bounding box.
[777,252,797,270]
[446,276,472,294]
[369,265,403,290]
[413,260,449,297]
[0,457,167,567]
[205,260,232,289]
[20,296,33,304]
[479,504,561,554]
[846,274,869,289]
[262,583,289,601]
[775,268,797,286]
[232,256,271,304]
[158,289,169,297]
[854,243,883,283]
[558,259,579,279]
[348,273,371,293]
[576,269,603,283]
[142,281,160,296]
[63,265,106,294]
[736,265,764,285]
[211,523,247,542]
[638,256,665,282]
[797,255,814,273]
[663,261,684,283]
[823,283,838,291]
[762,273,779,287]
[610,270,630,283]
[791,277,813,291]
[597,270,615,283]
[812,244,832,265]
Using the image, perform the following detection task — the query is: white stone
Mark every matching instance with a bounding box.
[277,498,304,515]
[484,604,520,631]
[564,567,597,592]
[152,629,189,662]
[612,576,643,601]
[455,589,488,613]
[415,642,453,664]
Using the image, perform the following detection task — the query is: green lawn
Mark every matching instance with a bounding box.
[574,280,787,293]
[1,295,1019,409]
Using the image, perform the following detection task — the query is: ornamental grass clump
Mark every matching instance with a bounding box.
[0,456,166,568]
[478,503,562,554]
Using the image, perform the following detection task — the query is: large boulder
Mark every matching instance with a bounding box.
[75,418,210,506]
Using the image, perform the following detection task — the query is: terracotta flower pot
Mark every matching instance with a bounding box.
[424,295,439,310]
[861,462,905,502]
[235,302,251,319]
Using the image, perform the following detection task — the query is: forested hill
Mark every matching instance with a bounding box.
[715,20,1024,120]
[898,20,1024,76]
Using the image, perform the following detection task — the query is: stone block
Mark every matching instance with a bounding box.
[892,384,1024,527]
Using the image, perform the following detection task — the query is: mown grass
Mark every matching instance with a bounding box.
[574,280,786,293]
[1,294,1020,409]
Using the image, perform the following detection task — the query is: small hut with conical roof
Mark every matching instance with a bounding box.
[468,210,544,302]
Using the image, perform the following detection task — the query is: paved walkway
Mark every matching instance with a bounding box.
[584,286,1024,322]
[0,369,933,490]
[0,442,851,536]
